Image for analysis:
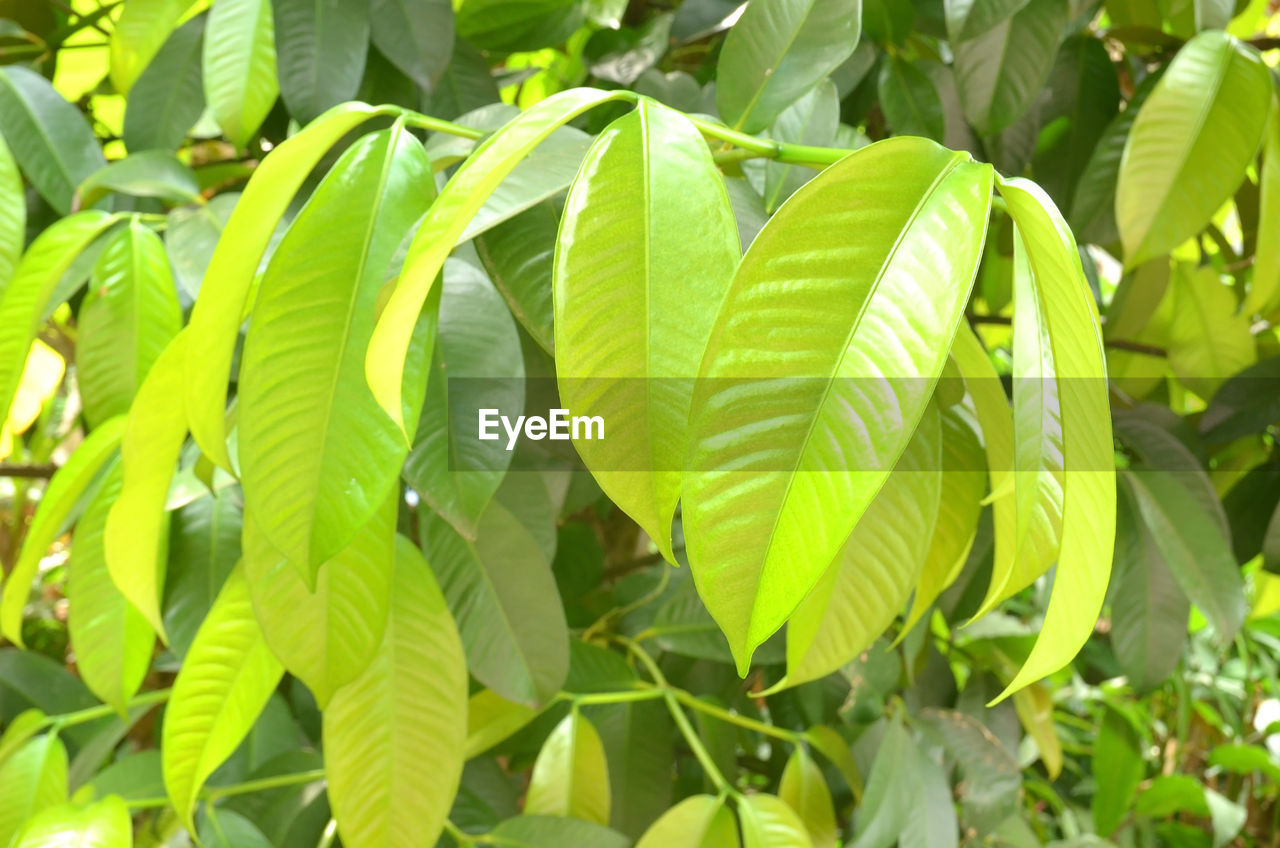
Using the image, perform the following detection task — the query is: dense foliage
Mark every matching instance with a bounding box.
[0,0,1278,845]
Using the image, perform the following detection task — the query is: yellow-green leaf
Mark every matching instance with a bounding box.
[465,690,537,759]
[0,133,23,291]
[1166,264,1255,399]
[203,0,279,149]
[736,794,811,848]
[636,795,739,848]
[12,795,131,848]
[778,748,836,848]
[1245,102,1280,316]
[525,711,611,825]
[109,0,196,93]
[0,735,68,847]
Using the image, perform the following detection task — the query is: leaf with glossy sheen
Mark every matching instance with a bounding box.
[239,126,433,574]
[0,735,68,848]
[324,536,467,848]
[68,464,153,715]
[945,0,1030,39]
[369,0,452,90]
[1116,32,1271,267]
[1166,265,1255,399]
[637,796,739,848]
[273,0,369,123]
[367,89,631,433]
[123,13,206,153]
[779,748,836,848]
[0,66,106,214]
[1246,105,1280,316]
[0,134,23,291]
[781,404,942,688]
[0,415,125,646]
[163,488,243,659]
[104,331,189,641]
[162,565,284,828]
[203,0,279,148]
[714,0,861,133]
[420,502,569,706]
[953,0,1067,136]
[184,102,394,471]
[525,711,611,824]
[993,176,1114,699]
[109,0,196,92]
[878,57,945,143]
[242,493,394,706]
[12,795,131,848]
[77,221,183,427]
[474,201,557,353]
[555,98,738,560]
[738,794,811,848]
[683,137,992,673]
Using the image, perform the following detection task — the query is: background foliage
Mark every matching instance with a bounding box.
[0,0,1278,846]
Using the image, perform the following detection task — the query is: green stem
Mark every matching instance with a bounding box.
[205,768,327,801]
[48,688,171,731]
[672,689,800,743]
[570,687,666,706]
[684,114,849,168]
[443,819,476,846]
[400,111,487,140]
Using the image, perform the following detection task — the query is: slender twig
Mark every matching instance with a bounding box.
[0,465,57,479]
[47,688,171,731]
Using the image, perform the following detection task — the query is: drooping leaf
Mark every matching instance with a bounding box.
[77,220,183,427]
[899,745,959,848]
[778,747,837,848]
[426,36,501,119]
[465,690,537,759]
[0,133,23,292]
[369,0,454,90]
[944,0,1030,40]
[878,57,945,143]
[163,488,243,659]
[1115,31,1271,267]
[636,795,739,848]
[455,0,584,52]
[0,415,125,647]
[77,151,202,210]
[473,201,557,354]
[11,795,131,848]
[1245,104,1280,316]
[525,711,611,824]
[272,0,370,123]
[123,13,207,153]
[324,536,468,848]
[1091,707,1144,836]
[555,97,739,561]
[683,137,991,672]
[203,0,280,149]
[714,0,862,133]
[239,125,433,575]
[162,565,284,828]
[0,735,68,848]
[109,0,196,93]
[0,66,106,214]
[1165,264,1255,399]
[198,807,274,848]
[737,793,812,848]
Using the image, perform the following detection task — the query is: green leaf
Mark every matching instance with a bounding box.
[166,193,237,299]
[944,0,1030,40]
[163,488,242,659]
[162,564,284,829]
[109,0,196,93]
[77,220,183,427]
[1091,707,1144,836]
[77,151,202,209]
[366,88,631,435]
[991,176,1115,698]
[781,404,942,688]
[714,0,861,133]
[900,745,958,848]
[104,331,189,641]
[878,57,945,143]
[198,807,274,848]
[763,80,839,212]
[1245,104,1280,316]
[369,0,453,90]
[525,711,611,824]
[123,13,207,153]
[473,201,557,354]
[0,735,68,847]
[0,710,47,768]
[862,0,914,44]
[426,36,501,119]
[484,816,630,848]
[804,725,863,802]
[0,133,24,292]
[242,493,394,707]
[582,699,673,838]
[555,98,738,560]
[1115,31,1271,267]
[683,137,992,673]
[0,415,126,647]
[324,535,468,848]
[184,102,394,471]
[68,464,154,715]
[0,66,106,214]
[737,794,811,848]
[953,0,1067,136]
[1165,264,1255,399]
[203,0,279,148]
[455,0,583,52]
[465,689,537,758]
[272,0,370,124]
[636,795,738,848]
[239,126,432,574]
[916,708,1021,828]
[420,502,569,707]
[778,747,837,848]
[12,795,131,848]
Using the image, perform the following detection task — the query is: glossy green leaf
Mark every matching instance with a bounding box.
[555,98,738,560]
[123,13,207,153]
[77,220,183,427]
[420,502,569,707]
[162,564,284,828]
[992,176,1115,698]
[163,488,243,659]
[945,0,1030,39]
[1166,264,1255,399]
[273,0,369,123]
[12,795,131,848]
[953,0,1067,136]
[0,415,126,647]
[1245,104,1280,316]
[583,699,673,838]
[473,201,557,354]
[455,0,583,51]
[484,816,630,848]
[782,404,942,688]
[1092,707,1144,836]
[366,88,630,434]
[714,0,861,133]
[203,0,279,148]
[77,152,202,210]
[636,795,739,848]
[324,535,467,848]
[184,102,394,471]
[239,126,432,574]
[0,735,68,848]
[0,710,47,768]
[737,794,811,848]
[1116,31,1271,267]
[526,711,611,824]
[109,0,196,93]
[427,36,501,119]
[778,747,836,848]
[0,133,23,292]
[68,464,153,715]
[878,57,945,143]
[683,137,992,673]
[805,725,864,801]
[104,331,189,641]
[369,0,452,90]
[242,493,394,706]
[165,194,237,300]
[0,67,106,214]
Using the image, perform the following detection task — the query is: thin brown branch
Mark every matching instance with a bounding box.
[0,465,57,479]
